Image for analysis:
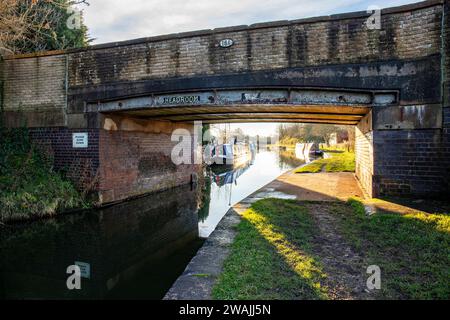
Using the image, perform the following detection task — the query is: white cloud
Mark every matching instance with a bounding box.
[79,0,417,44]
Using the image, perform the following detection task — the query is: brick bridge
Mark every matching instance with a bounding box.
[1,0,449,203]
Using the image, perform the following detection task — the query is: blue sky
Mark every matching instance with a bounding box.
[79,0,418,135]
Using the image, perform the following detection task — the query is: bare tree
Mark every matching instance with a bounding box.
[0,0,24,56]
[0,0,89,58]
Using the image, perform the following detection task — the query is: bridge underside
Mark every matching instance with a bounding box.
[89,87,394,126]
[108,105,369,125]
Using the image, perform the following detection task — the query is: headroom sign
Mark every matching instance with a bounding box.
[219,38,234,48]
[160,95,201,105]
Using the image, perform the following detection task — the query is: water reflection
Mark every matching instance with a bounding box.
[0,149,307,299]
[279,148,308,170]
[0,184,203,300]
[198,149,305,238]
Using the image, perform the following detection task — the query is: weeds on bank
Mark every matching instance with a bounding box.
[0,127,89,222]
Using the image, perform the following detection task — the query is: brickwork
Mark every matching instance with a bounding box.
[445,107,450,127]
[27,121,201,203]
[1,2,443,121]
[1,55,67,127]
[443,1,450,106]
[442,1,450,193]
[373,129,448,197]
[29,127,99,191]
[355,112,374,197]
[67,3,442,87]
[442,107,450,193]
[0,1,444,116]
[98,127,200,203]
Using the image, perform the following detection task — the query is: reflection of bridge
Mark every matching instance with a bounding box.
[1,1,449,201]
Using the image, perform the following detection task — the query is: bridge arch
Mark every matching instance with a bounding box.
[88,87,397,125]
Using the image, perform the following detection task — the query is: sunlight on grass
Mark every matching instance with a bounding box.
[245,208,326,292]
[338,198,450,299]
[212,199,328,300]
[296,160,324,173]
[404,211,450,233]
[295,150,355,173]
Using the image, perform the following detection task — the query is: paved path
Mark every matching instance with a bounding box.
[238,171,364,207]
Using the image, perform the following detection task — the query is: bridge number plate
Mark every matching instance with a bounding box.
[72,133,88,148]
[219,38,234,48]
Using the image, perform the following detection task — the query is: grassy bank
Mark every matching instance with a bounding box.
[212,199,328,300]
[0,128,89,223]
[212,198,449,300]
[295,150,355,173]
[276,137,298,148]
[339,199,450,299]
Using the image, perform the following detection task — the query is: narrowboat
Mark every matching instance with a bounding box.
[204,142,254,167]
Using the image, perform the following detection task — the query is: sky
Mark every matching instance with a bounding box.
[78,0,418,136]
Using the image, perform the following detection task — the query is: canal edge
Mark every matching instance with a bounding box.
[163,205,243,300]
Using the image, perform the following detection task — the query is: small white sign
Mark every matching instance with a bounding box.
[219,38,234,48]
[72,133,88,148]
[75,261,91,279]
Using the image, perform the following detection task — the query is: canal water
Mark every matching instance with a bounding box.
[199,150,303,237]
[0,149,305,299]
